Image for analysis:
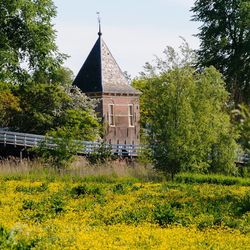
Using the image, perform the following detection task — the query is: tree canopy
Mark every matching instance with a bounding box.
[133,45,238,177]
[11,83,99,139]
[0,82,20,127]
[191,0,250,104]
[0,0,66,83]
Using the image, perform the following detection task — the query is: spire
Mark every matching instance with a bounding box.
[72,22,140,95]
[97,12,102,36]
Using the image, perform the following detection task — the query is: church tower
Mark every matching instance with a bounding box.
[73,26,140,145]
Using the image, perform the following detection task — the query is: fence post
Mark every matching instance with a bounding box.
[4,133,6,147]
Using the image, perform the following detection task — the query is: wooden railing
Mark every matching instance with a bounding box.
[0,130,143,157]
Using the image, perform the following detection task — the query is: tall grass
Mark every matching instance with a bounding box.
[0,157,162,182]
[2,158,250,186]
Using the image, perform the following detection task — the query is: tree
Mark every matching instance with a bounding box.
[12,83,99,137]
[191,0,250,104]
[13,82,70,134]
[133,45,238,178]
[35,110,100,168]
[0,82,20,127]
[17,84,101,168]
[233,104,250,152]
[32,66,74,86]
[0,0,66,83]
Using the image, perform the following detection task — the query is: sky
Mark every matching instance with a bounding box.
[53,0,200,78]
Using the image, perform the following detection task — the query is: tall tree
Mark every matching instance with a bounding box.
[0,0,66,83]
[191,0,250,104]
[133,44,238,178]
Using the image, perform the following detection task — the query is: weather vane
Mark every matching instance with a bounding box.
[96,12,102,36]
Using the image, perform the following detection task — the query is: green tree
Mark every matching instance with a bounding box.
[0,82,20,127]
[32,66,74,86]
[12,83,99,136]
[133,46,238,178]
[36,110,100,169]
[13,82,70,134]
[191,0,250,104]
[21,84,101,168]
[0,0,66,83]
[233,104,250,152]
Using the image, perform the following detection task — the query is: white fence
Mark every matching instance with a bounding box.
[0,130,249,163]
[0,130,143,157]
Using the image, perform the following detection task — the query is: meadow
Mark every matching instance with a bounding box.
[0,159,249,249]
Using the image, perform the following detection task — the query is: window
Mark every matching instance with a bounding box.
[109,104,115,126]
[128,104,134,127]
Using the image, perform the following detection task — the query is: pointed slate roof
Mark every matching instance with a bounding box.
[73,33,140,95]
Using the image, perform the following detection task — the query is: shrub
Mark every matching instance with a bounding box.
[175,173,250,186]
[15,183,48,194]
[22,200,36,210]
[71,185,88,197]
[237,190,250,215]
[122,208,150,224]
[153,204,175,226]
[50,193,65,214]
[112,184,126,194]
[87,142,114,165]
[71,184,102,198]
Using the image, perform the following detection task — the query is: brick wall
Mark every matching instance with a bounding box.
[102,94,140,145]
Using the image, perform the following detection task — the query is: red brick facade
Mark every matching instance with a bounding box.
[102,94,140,145]
[73,32,140,144]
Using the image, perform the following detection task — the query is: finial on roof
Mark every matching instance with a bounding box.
[96,12,102,36]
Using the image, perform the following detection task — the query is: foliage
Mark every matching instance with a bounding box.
[133,44,238,177]
[34,129,82,169]
[175,173,250,186]
[237,190,250,214]
[30,91,100,168]
[0,82,100,168]
[71,184,102,198]
[35,112,99,168]
[0,177,250,248]
[32,66,74,86]
[87,142,114,165]
[233,104,250,152]
[0,82,20,127]
[191,0,250,104]
[0,0,66,83]
[10,82,99,135]
[153,204,175,226]
[13,82,70,134]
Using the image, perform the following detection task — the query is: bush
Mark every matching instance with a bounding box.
[175,173,250,186]
[153,204,175,226]
[113,183,126,194]
[87,142,114,165]
[237,190,250,215]
[71,184,102,198]
[16,183,48,193]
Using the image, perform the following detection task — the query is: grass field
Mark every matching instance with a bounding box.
[0,159,249,249]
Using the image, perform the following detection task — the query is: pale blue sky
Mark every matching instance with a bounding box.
[53,0,200,77]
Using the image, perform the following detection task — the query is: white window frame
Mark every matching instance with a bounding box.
[108,104,115,126]
[128,104,135,127]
